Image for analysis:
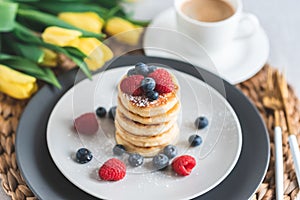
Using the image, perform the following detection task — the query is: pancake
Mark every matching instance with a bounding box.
[117,96,180,125]
[115,128,179,157]
[114,68,181,157]
[115,109,177,136]
[115,120,179,147]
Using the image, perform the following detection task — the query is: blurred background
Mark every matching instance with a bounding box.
[244,0,300,96]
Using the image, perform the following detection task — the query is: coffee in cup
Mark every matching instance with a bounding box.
[181,0,235,23]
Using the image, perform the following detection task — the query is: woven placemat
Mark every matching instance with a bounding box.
[0,64,299,200]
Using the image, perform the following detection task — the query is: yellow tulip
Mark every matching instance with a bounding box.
[40,48,58,67]
[0,64,38,99]
[41,26,82,46]
[105,17,142,45]
[68,37,113,70]
[58,12,105,34]
[41,26,113,70]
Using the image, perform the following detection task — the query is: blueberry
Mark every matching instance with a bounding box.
[113,144,126,156]
[128,153,144,167]
[135,62,149,76]
[194,116,209,129]
[188,134,203,147]
[76,148,93,164]
[96,107,106,118]
[109,106,117,120]
[152,154,169,170]
[163,145,178,159]
[127,68,137,76]
[141,77,156,92]
[148,65,157,73]
[146,90,159,101]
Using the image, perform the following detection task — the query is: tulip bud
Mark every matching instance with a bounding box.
[41,26,82,46]
[105,17,142,46]
[58,12,105,34]
[0,64,38,99]
[68,37,113,70]
[40,48,58,67]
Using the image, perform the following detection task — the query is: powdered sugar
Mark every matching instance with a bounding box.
[124,93,168,107]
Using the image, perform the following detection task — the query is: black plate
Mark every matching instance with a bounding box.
[16,55,269,200]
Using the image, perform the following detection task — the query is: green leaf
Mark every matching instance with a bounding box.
[0,53,45,76]
[13,22,42,44]
[16,43,44,63]
[125,17,150,27]
[0,2,18,32]
[17,9,106,39]
[105,5,123,20]
[70,55,92,80]
[25,2,108,18]
[40,67,61,89]
[64,47,87,58]
[0,53,61,88]
[93,0,121,9]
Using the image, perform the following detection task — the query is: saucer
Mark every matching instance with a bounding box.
[143,8,270,84]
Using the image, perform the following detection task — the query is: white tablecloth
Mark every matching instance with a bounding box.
[1,0,299,199]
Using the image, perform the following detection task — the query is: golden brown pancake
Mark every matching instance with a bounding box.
[115,109,177,136]
[115,120,179,147]
[115,128,179,157]
[117,96,180,125]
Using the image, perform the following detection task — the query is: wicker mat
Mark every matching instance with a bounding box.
[0,64,300,200]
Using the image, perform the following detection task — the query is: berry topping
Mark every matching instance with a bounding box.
[148,69,174,94]
[74,113,98,135]
[96,107,106,118]
[148,65,157,73]
[127,68,137,76]
[76,148,93,164]
[152,154,169,170]
[172,155,196,176]
[135,62,149,76]
[146,90,159,101]
[194,116,209,129]
[109,106,117,120]
[141,77,156,92]
[120,75,144,96]
[113,144,126,156]
[128,153,144,167]
[163,145,178,159]
[98,158,126,181]
[188,134,203,147]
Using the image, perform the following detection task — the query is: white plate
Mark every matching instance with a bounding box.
[143,8,270,84]
[47,67,242,200]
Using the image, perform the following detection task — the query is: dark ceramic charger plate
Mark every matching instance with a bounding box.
[16,55,269,200]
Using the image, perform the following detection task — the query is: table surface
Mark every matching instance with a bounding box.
[1,0,299,199]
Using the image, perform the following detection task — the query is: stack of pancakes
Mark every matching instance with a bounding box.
[115,74,180,157]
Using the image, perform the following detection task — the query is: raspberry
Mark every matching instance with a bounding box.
[98,158,126,181]
[172,155,196,176]
[148,69,174,94]
[74,113,99,135]
[120,75,144,96]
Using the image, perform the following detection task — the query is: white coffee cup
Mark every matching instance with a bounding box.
[174,0,259,53]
